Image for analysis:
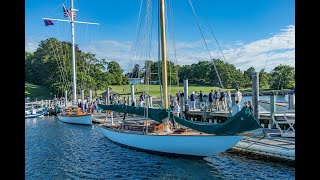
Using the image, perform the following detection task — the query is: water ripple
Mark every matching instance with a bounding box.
[26,116,294,179]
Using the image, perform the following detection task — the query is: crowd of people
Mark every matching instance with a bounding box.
[45,87,253,118]
[167,88,254,118]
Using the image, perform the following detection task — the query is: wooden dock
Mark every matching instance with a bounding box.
[233,133,295,161]
[187,109,295,128]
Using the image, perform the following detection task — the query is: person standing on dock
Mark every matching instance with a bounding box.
[219,91,226,111]
[199,90,203,103]
[184,101,190,120]
[173,101,180,117]
[176,90,181,105]
[208,90,214,111]
[242,101,248,110]
[231,100,241,116]
[215,90,221,111]
[235,88,243,103]
[247,101,254,112]
[190,92,196,110]
[226,90,232,112]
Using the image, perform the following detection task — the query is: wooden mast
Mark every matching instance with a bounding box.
[160,0,168,109]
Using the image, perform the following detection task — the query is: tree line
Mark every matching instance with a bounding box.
[126,59,295,90]
[25,38,128,97]
[25,38,295,97]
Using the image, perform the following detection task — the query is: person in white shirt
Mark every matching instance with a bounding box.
[232,100,241,116]
[173,101,180,117]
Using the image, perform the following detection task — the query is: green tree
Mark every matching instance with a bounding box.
[259,69,270,89]
[243,67,256,87]
[106,61,129,85]
[270,64,295,89]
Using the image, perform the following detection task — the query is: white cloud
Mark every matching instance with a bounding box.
[25,25,295,73]
[25,37,40,52]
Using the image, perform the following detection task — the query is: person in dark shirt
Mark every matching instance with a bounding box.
[184,101,190,120]
[180,90,184,99]
[208,90,213,111]
[190,92,195,110]
[247,101,254,112]
[199,90,203,102]
[219,91,226,111]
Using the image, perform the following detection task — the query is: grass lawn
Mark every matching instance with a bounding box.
[25,82,51,100]
[25,82,280,100]
[96,84,260,98]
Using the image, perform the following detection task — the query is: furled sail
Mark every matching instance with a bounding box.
[97,104,261,135]
[173,108,261,135]
[97,104,168,123]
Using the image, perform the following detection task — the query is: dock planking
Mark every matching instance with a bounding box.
[233,135,295,161]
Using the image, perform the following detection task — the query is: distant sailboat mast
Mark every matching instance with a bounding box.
[42,0,99,105]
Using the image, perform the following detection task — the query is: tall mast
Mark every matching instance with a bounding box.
[70,0,77,105]
[160,0,168,109]
[42,1,99,106]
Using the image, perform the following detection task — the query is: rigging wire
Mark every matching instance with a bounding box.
[277,26,294,90]
[188,0,224,89]
[195,0,228,64]
[168,0,179,87]
[45,22,70,96]
[263,34,274,70]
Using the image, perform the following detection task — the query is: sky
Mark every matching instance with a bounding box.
[25,0,295,73]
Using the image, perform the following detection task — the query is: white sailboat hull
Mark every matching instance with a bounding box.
[57,113,92,125]
[25,109,49,119]
[98,126,242,157]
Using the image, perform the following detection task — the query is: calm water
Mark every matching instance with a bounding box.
[26,116,295,179]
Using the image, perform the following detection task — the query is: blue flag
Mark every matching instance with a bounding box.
[44,20,53,26]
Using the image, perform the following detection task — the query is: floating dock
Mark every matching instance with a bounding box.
[233,133,295,161]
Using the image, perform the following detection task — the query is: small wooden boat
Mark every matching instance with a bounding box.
[57,107,92,125]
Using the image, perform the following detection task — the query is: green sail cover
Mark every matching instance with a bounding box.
[97,104,261,135]
[173,108,262,135]
[97,104,168,123]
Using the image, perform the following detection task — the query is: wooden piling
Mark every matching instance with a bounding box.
[106,87,109,105]
[130,84,135,105]
[64,90,68,107]
[183,79,189,103]
[270,94,276,128]
[89,89,92,102]
[81,89,84,103]
[252,72,260,121]
[288,93,295,110]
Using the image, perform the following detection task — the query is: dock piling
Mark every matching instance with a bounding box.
[183,79,189,103]
[270,94,276,129]
[65,90,68,107]
[288,93,295,110]
[252,72,260,121]
[106,87,110,105]
[81,89,84,104]
[89,89,92,102]
[130,84,135,105]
